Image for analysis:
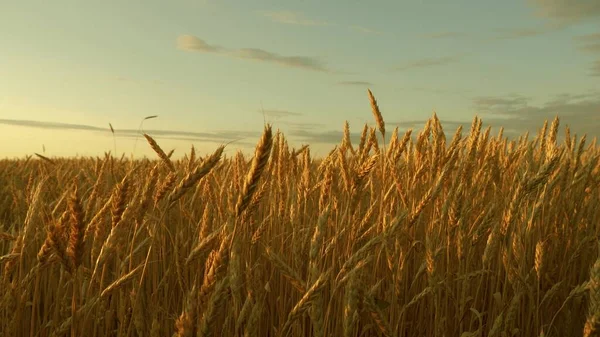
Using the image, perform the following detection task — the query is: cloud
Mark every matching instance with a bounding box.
[121,134,255,147]
[406,87,473,95]
[572,33,600,76]
[337,81,373,86]
[176,35,223,53]
[289,129,346,144]
[490,28,549,40]
[472,95,530,112]
[385,119,490,136]
[289,125,417,145]
[527,0,600,24]
[521,4,600,77]
[258,10,382,35]
[419,32,466,39]
[386,119,465,128]
[591,59,600,76]
[470,92,600,138]
[114,76,165,86]
[0,119,103,132]
[0,118,261,144]
[580,44,600,53]
[575,33,600,42]
[349,25,384,35]
[575,33,600,53]
[282,121,327,131]
[258,10,330,26]
[233,48,329,72]
[344,91,600,142]
[259,109,303,118]
[129,128,260,141]
[176,35,332,72]
[394,56,459,71]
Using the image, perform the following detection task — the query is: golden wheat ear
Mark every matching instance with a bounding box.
[368,88,385,140]
[235,124,273,217]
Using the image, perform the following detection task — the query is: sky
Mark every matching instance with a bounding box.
[0,0,599,159]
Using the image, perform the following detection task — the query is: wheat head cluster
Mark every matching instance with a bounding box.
[1,90,600,337]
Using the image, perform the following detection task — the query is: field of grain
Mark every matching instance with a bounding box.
[1,91,600,337]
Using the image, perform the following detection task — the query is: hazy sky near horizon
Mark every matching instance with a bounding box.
[1,0,599,158]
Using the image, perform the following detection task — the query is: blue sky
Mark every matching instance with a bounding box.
[1,0,599,158]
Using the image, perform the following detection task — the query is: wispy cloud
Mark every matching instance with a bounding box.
[385,119,482,135]
[242,91,600,145]
[363,92,600,141]
[258,10,382,35]
[573,33,600,76]
[591,59,600,76]
[407,87,473,95]
[258,10,330,26]
[288,118,465,145]
[473,95,530,112]
[0,118,260,144]
[388,93,600,140]
[394,56,459,71]
[259,109,303,118]
[574,33,600,53]
[386,119,470,128]
[419,32,466,39]
[114,76,164,86]
[525,2,600,76]
[490,28,550,40]
[349,25,384,35]
[579,44,600,53]
[282,121,327,131]
[235,48,329,71]
[0,119,103,132]
[337,81,373,86]
[575,33,600,43]
[176,35,223,53]
[288,124,420,145]
[289,129,345,144]
[527,0,600,24]
[176,35,332,72]
[470,91,600,137]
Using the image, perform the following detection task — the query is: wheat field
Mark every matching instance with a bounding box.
[1,91,600,337]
